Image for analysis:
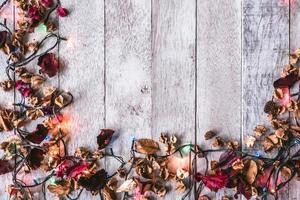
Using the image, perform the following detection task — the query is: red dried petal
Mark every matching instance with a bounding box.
[57,6,69,17]
[16,80,32,97]
[234,178,252,200]
[41,0,53,7]
[38,53,59,77]
[25,124,49,144]
[97,129,114,149]
[0,159,13,175]
[67,160,88,178]
[28,6,41,21]
[195,170,228,191]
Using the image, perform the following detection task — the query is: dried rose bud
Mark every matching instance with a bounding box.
[205,130,216,140]
[264,101,278,116]
[57,6,69,17]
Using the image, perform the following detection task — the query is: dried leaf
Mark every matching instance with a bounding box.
[175,180,186,193]
[116,179,137,193]
[26,109,44,120]
[54,95,64,107]
[48,180,71,196]
[245,136,256,148]
[243,160,257,184]
[135,139,160,155]
[205,130,216,140]
[102,186,116,200]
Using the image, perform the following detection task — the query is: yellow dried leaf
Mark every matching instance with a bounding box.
[243,160,257,184]
[55,95,64,107]
[135,139,160,154]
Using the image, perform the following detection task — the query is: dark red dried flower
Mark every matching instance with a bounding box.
[27,148,44,169]
[25,124,48,144]
[41,0,53,8]
[273,72,299,88]
[0,31,8,48]
[97,129,114,149]
[16,80,32,97]
[78,169,107,192]
[234,178,252,200]
[56,159,87,178]
[57,6,69,17]
[28,6,41,21]
[195,170,228,191]
[38,53,59,77]
[0,159,13,175]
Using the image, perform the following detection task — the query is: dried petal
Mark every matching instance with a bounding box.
[135,139,160,155]
[97,129,114,149]
[38,53,59,77]
[205,130,216,140]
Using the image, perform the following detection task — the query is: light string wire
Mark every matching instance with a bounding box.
[0,0,299,200]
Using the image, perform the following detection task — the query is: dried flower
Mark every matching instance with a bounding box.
[245,136,256,148]
[205,130,216,140]
[38,53,59,77]
[97,129,114,149]
[57,6,69,17]
[28,6,41,21]
[16,80,32,97]
[78,169,107,192]
[195,170,228,191]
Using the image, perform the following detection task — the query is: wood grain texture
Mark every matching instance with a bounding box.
[152,0,196,199]
[243,0,289,198]
[59,0,105,199]
[288,1,300,199]
[0,2,14,200]
[197,0,242,199]
[105,0,152,190]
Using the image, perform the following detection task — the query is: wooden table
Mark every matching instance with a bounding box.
[0,0,298,199]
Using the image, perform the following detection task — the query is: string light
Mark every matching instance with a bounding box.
[180,144,192,155]
[38,23,47,32]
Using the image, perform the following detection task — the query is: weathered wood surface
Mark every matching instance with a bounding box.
[243,0,289,199]
[197,0,242,199]
[105,0,152,198]
[0,0,299,199]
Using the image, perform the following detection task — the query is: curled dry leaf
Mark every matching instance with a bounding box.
[175,180,186,193]
[254,125,267,137]
[243,160,257,184]
[205,130,216,140]
[102,186,116,200]
[48,180,71,196]
[30,75,44,87]
[245,136,256,148]
[135,139,160,155]
[281,166,292,180]
[26,109,44,120]
[0,80,14,91]
[116,179,137,193]
[54,95,64,107]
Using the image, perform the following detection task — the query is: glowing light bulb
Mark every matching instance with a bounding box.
[180,144,192,155]
[38,23,47,32]
[255,151,261,158]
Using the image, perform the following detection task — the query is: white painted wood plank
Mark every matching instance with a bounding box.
[59,0,105,199]
[243,0,289,199]
[105,0,152,196]
[0,2,14,200]
[197,0,242,199]
[152,0,196,199]
[288,1,300,199]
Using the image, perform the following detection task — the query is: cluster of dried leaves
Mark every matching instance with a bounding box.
[1,1,300,200]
